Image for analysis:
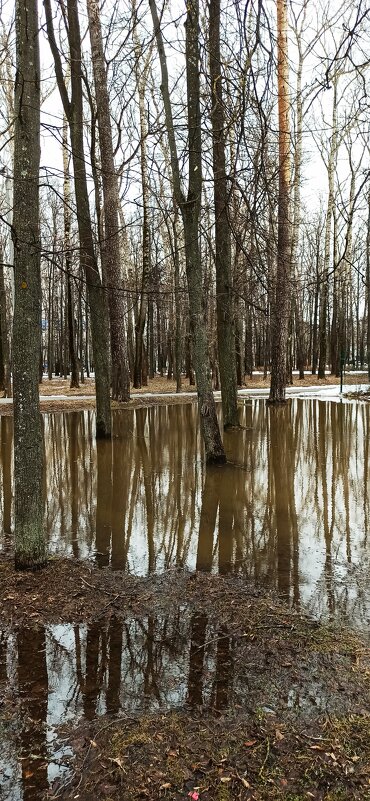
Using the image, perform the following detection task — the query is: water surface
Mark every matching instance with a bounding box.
[1,399,369,626]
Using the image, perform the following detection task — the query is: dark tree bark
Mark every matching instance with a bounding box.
[149,0,225,463]
[45,0,112,438]
[0,243,11,396]
[13,0,46,569]
[63,115,79,388]
[87,0,130,401]
[269,0,292,403]
[367,192,370,379]
[209,0,239,428]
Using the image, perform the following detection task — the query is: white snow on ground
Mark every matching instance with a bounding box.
[0,383,368,406]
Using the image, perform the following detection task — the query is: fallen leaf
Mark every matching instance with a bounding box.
[160,782,171,790]
[220,777,231,783]
[244,740,257,747]
[109,757,126,772]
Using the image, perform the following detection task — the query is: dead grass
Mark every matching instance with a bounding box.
[0,371,369,417]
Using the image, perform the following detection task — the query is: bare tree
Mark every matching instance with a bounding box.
[269,0,292,403]
[86,0,130,402]
[149,0,225,462]
[209,0,239,428]
[44,0,112,437]
[13,0,46,568]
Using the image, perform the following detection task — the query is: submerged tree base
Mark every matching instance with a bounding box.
[205,451,227,465]
[266,396,288,406]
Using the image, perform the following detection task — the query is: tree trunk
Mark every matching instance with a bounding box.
[149,0,225,462]
[0,243,11,396]
[367,193,370,379]
[209,0,238,428]
[45,0,111,437]
[63,113,79,388]
[87,0,130,401]
[269,0,292,403]
[173,207,182,392]
[13,0,46,569]
[318,81,338,378]
[132,16,152,389]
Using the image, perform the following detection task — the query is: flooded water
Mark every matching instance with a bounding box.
[1,400,370,622]
[1,398,370,799]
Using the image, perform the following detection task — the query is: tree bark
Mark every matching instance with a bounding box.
[45,0,112,437]
[86,0,130,401]
[318,81,338,378]
[269,0,292,403]
[209,0,239,428]
[13,0,46,569]
[149,0,225,462]
[0,243,11,396]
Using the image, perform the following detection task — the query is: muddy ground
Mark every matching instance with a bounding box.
[1,557,370,800]
[1,376,370,798]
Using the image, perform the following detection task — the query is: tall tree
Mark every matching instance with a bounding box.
[269,0,292,403]
[13,0,46,568]
[149,0,226,463]
[62,110,80,389]
[45,0,112,437]
[132,12,152,388]
[209,0,239,428]
[86,0,130,402]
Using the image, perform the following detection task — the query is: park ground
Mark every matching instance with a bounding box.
[1,373,370,799]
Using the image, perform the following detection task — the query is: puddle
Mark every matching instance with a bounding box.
[0,612,361,800]
[1,400,370,628]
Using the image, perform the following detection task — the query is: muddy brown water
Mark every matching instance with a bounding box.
[1,398,370,799]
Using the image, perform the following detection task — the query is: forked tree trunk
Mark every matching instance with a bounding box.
[86,0,130,401]
[45,0,111,437]
[149,0,225,462]
[13,0,46,569]
[269,0,292,403]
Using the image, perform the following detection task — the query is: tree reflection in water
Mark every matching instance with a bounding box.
[1,399,370,625]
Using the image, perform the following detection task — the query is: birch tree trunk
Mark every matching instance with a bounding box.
[86,0,130,401]
[149,0,225,462]
[13,0,46,568]
[269,0,292,403]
